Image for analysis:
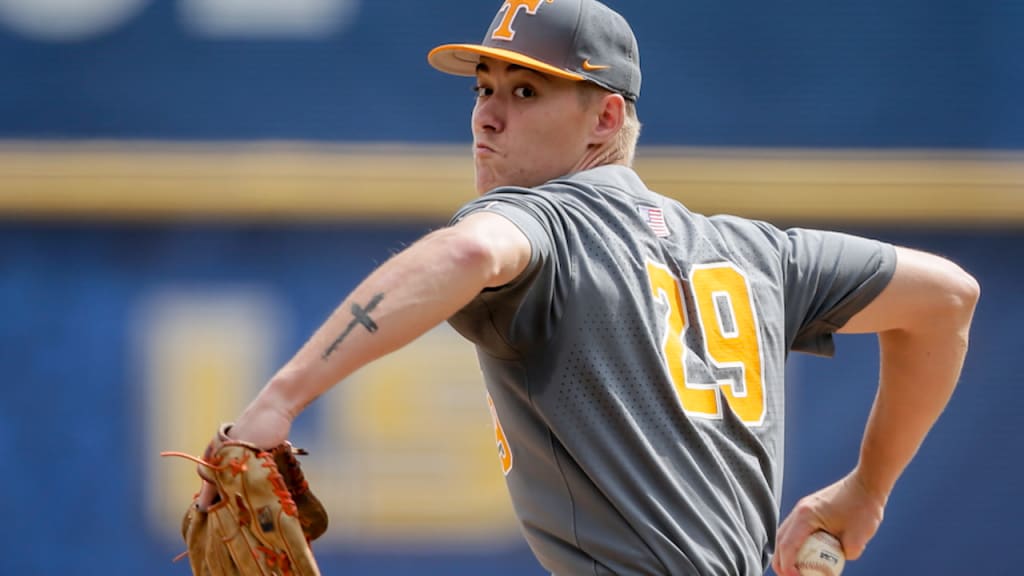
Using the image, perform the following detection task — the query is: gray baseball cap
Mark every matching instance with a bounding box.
[428,0,641,101]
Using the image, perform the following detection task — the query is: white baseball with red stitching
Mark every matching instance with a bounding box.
[795,531,846,576]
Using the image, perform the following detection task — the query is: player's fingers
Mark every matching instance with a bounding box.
[838,534,863,561]
[196,479,218,511]
[835,524,872,560]
[774,511,819,576]
[774,536,808,575]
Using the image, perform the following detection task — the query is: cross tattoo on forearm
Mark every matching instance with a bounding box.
[321,293,385,360]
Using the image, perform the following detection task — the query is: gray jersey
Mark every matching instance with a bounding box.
[448,165,895,576]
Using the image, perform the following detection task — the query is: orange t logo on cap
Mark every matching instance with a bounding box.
[491,0,555,41]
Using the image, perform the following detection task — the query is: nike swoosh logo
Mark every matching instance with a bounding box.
[582,59,610,71]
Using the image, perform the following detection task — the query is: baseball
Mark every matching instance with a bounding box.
[795,531,846,576]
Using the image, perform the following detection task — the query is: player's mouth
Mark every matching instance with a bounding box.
[474,142,500,157]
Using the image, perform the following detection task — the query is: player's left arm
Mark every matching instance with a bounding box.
[774,245,979,575]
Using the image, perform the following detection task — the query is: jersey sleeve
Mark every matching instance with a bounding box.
[448,188,567,355]
[449,191,553,280]
[781,228,897,356]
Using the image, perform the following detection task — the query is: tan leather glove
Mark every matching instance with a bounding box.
[164,424,329,575]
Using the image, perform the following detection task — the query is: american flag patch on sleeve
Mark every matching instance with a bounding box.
[637,205,670,237]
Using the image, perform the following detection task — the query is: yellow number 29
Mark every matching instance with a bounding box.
[646,261,767,426]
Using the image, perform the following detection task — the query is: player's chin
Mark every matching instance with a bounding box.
[474,165,502,196]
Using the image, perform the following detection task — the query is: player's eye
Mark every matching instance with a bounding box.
[473,85,494,99]
[513,86,536,99]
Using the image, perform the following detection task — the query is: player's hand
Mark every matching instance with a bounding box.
[228,396,294,449]
[772,469,886,576]
[196,395,294,510]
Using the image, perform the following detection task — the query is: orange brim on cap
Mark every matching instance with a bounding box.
[428,44,585,82]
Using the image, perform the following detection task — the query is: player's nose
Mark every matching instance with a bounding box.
[472,96,504,134]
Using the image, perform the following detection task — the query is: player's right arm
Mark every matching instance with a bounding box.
[773,246,979,575]
[225,210,532,449]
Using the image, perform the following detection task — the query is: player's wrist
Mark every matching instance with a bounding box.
[228,387,296,449]
[849,465,891,511]
[261,370,309,421]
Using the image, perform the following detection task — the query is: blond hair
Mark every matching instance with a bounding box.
[617,100,642,166]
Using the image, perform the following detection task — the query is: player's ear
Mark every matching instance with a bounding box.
[591,92,625,146]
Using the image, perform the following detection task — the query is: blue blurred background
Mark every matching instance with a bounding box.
[0,1,1021,574]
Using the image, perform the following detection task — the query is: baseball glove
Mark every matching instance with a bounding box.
[162,424,329,576]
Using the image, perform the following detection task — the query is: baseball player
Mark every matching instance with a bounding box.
[210,1,979,574]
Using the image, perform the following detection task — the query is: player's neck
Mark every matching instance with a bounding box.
[571,141,628,175]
